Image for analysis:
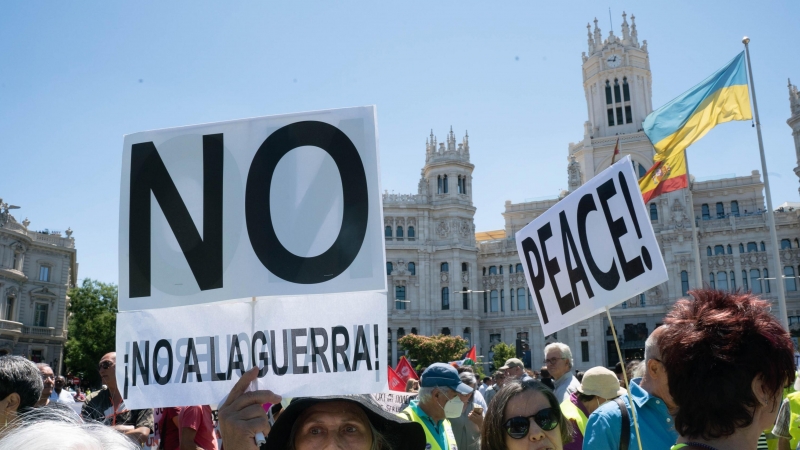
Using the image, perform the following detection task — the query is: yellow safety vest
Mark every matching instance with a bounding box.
[399,405,458,450]
[559,398,588,436]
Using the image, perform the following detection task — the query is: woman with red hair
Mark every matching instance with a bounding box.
[659,289,795,450]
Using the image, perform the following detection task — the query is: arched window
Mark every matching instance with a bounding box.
[443,175,449,193]
[782,239,792,249]
[747,242,758,252]
[796,239,799,248]
[739,243,745,253]
[500,289,505,312]
[742,270,749,291]
[395,286,406,310]
[461,262,468,272]
[441,327,451,336]
[441,287,450,310]
[516,263,523,273]
[605,80,613,105]
[483,291,488,313]
[411,327,417,335]
[463,328,471,346]
[731,201,740,216]
[681,271,689,296]
[727,245,732,255]
[408,262,415,276]
[716,202,725,218]
[482,267,486,276]
[639,293,646,306]
[509,264,514,273]
[489,266,497,275]
[490,290,499,312]
[760,241,766,252]
[702,204,710,220]
[517,288,526,310]
[385,226,392,238]
[716,272,728,291]
[386,262,393,275]
[730,271,736,291]
[709,273,715,289]
[614,78,621,103]
[528,288,533,310]
[462,176,467,195]
[437,175,442,194]
[763,268,771,293]
[396,226,403,238]
[407,226,415,240]
[785,266,797,292]
[441,262,449,272]
[510,289,514,311]
[623,77,631,101]
[650,204,658,221]
[750,269,762,294]
[462,288,469,310]
[706,247,712,256]
[499,265,504,275]
[457,175,462,194]
[714,245,724,255]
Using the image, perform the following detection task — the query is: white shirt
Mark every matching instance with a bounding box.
[472,390,488,415]
[49,389,75,404]
[478,383,488,396]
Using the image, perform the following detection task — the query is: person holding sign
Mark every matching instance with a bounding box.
[481,379,572,450]
[583,327,677,450]
[659,290,795,450]
[398,363,474,450]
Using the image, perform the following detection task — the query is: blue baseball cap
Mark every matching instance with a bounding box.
[419,363,473,395]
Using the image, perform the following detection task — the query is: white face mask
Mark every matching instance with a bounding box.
[440,394,464,418]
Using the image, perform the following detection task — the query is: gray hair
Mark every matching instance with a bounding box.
[0,405,138,450]
[544,342,574,368]
[644,328,663,362]
[0,355,43,411]
[459,371,477,388]
[34,363,51,371]
[417,386,455,404]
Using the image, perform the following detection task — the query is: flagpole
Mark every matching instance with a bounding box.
[683,149,705,288]
[743,37,789,330]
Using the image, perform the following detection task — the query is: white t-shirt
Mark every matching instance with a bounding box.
[49,389,76,404]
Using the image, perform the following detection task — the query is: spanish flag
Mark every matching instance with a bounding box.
[639,52,752,202]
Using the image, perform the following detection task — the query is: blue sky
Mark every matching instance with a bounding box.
[1,1,798,285]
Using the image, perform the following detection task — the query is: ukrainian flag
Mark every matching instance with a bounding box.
[639,52,752,202]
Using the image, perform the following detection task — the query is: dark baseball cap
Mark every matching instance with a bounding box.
[419,363,473,394]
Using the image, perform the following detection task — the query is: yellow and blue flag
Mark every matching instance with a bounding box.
[640,52,752,202]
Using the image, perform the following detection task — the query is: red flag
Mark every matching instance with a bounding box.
[395,356,419,382]
[388,366,406,392]
[611,137,620,164]
[464,345,477,363]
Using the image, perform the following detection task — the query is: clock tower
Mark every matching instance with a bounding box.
[568,12,655,183]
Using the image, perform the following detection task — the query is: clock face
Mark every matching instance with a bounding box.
[607,54,621,68]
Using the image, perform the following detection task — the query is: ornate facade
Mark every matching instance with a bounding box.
[386,14,800,372]
[0,199,77,374]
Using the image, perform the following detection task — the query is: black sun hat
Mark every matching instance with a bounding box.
[265,395,426,450]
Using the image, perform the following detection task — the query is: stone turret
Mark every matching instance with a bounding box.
[788,79,800,196]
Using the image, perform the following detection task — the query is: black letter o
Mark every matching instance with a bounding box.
[245,121,369,284]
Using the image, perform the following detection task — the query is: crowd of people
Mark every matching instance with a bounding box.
[0,288,798,449]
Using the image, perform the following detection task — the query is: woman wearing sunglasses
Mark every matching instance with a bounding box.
[481,379,572,450]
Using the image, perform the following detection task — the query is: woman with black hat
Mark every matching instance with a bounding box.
[218,367,426,450]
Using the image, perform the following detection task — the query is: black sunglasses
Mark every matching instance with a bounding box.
[98,361,114,371]
[504,408,560,438]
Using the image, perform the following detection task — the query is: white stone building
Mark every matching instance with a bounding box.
[0,199,77,374]
[385,13,800,373]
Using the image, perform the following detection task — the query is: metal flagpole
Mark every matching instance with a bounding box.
[683,149,705,288]
[743,37,789,329]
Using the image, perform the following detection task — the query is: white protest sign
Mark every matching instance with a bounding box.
[118,106,385,311]
[370,392,417,414]
[514,156,668,336]
[116,292,387,409]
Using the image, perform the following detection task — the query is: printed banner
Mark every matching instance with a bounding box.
[116,292,387,409]
[370,392,417,414]
[515,156,668,336]
[118,106,385,311]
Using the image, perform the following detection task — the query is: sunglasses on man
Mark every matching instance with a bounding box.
[98,361,114,371]
[503,407,560,439]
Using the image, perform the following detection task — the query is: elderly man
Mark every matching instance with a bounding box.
[398,362,473,450]
[544,342,581,403]
[482,369,506,405]
[33,363,55,407]
[82,352,154,445]
[0,355,43,430]
[583,327,678,450]
[502,358,533,382]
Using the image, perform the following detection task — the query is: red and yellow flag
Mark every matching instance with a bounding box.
[638,149,688,203]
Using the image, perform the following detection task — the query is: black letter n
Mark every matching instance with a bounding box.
[129,134,224,298]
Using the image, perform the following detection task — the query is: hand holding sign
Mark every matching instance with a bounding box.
[515,157,668,336]
[218,367,281,450]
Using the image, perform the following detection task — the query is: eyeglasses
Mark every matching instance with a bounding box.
[543,357,565,365]
[98,361,114,370]
[504,408,560,439]
[41,374,54,381]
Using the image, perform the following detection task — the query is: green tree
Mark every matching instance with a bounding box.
[65,279,118,387]
[397,334,468,370]
[491,342,517,373]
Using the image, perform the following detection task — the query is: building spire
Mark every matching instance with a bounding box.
[593,17,602,47]
[621,11,630,42]
[587,23,595,53]
[630,14,639,46]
